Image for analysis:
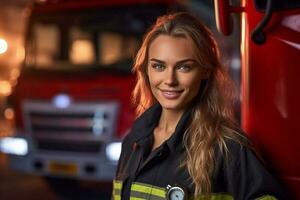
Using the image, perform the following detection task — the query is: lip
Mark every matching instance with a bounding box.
[159,89,183,99]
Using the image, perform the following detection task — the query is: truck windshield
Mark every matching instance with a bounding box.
[24,5,167,72]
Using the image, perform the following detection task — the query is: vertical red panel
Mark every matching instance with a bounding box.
[241,0,300,198]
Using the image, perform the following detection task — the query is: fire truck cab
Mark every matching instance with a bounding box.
[2,0,180,182]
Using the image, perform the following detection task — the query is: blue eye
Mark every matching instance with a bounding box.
[151,63,165,71]
[177,65,191,72]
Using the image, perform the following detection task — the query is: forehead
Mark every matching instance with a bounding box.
[148,35,196,61]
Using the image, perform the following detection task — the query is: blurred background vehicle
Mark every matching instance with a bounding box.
[0,0,186,198]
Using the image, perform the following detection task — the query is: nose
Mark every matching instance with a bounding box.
[164,68,178,86]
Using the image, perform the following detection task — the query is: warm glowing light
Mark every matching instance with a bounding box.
[70,40,95,64]
[4,108,15,120]
[10,68,20,80]
[100,33,122,65]
[0,38,8,54]
[0,80,12,96]
[16,46,25,61]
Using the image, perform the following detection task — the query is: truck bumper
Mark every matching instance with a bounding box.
[1,136,119,181]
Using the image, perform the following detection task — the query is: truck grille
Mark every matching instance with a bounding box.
[22,100,119,153]
[37,139,102,153]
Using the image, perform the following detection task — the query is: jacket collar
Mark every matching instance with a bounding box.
[166,107,192,153]
[132,103,192,153]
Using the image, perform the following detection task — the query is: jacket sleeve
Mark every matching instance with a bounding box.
[223,141,287,200]
[115,133,132,179]
[112,134,133,200]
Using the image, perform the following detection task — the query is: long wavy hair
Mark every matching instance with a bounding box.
[132,12,247,196]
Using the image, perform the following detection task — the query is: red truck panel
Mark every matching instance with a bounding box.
[241,0,300,198]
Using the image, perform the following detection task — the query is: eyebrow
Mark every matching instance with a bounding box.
[149,58,197,65]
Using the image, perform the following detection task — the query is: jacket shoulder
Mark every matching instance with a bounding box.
[214,138,287,200]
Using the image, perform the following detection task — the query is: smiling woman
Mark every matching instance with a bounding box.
[113,12,286,200]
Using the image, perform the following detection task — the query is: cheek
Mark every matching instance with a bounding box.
[148,74,156,89]
[183,76,202,97]
[148,71,162,87]
[147,74,159,96]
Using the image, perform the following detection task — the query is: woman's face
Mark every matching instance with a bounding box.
[147,35,206,112]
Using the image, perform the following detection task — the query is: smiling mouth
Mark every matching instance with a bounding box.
[159,89,183,99]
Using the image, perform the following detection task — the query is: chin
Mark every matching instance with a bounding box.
[159,101,185,111]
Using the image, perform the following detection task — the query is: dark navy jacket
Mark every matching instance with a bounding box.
[113,104,286,200]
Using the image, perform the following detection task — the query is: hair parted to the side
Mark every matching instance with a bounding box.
[132,12,248,197]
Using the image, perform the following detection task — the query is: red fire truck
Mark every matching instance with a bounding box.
[215,0,300,198]
[0,0,181,183]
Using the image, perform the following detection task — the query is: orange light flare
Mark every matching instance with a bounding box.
[0,80,12,97]
[4,108,14,121]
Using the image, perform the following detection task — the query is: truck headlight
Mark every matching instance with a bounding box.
[106,142,121,162]
[0,137,28,156]
[52,94,72,109]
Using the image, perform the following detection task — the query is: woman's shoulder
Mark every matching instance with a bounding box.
[121,117,149,146]
[224,135,255,160]
[214,133,258,170]
[224,135,252,154]
[216,131,251,154]
[122,103,162,145]
[214,136,287,199]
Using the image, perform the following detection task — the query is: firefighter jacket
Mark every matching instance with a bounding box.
[113,103,286,200]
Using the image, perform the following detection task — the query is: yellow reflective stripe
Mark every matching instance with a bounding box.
[113,180,122,190]
[255,195,277,200]
[114,196,121,200]
[131,182,166,198]
[113,180,122,200]
[196,193,233,200]
[130,197,145,200]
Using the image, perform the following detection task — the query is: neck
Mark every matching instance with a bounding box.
[158,109,184,135]
[151,108,185,150]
